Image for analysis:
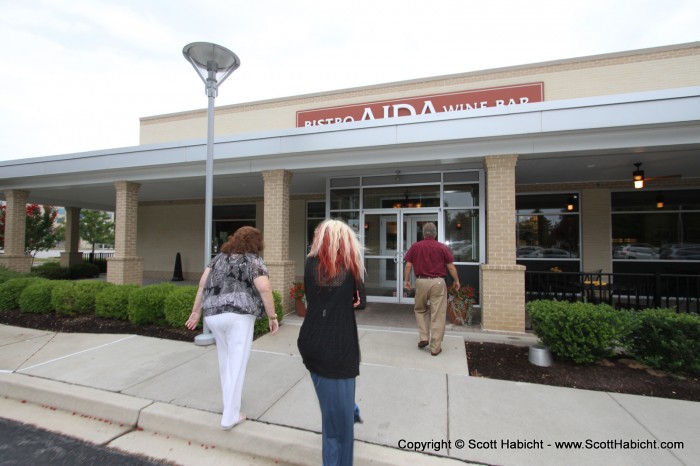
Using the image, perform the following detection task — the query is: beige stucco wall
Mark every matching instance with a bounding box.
[140,43,700,145]
[137,197,310,282]
[581,188,613,274]
[138,202,205,281]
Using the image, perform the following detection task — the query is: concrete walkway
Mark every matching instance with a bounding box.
[0,318,698,465]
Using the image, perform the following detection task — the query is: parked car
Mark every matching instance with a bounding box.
[614,245,659,260]
[516,246,543,257]
[660,243,700,260]
[541,248,573,258]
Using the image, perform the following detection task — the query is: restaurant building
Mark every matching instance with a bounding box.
[2,42,699,333]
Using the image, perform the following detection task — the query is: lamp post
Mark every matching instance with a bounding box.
[183,42,240,346]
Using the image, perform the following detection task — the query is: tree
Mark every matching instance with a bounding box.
[80,210,115,254]
[25,204,61,261]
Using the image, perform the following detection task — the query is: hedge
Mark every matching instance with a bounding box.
[527,300,633,364]
[19,280,66,314]
[52,281,113,316]
[128,283,176,325]
[96,284,139,320]
[623,309,700,374]
[164,286,199,328]
[0,277,47,311]
[254,290,284,338]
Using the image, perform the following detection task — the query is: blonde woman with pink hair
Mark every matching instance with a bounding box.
[297,219,364,466]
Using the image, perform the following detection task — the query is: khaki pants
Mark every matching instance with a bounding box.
[413,277,447,353]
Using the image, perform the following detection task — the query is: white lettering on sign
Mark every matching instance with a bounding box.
[303,97,530,126]
[297,83,543,127]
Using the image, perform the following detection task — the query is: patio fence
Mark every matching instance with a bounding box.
[82,252,114,273]
[525,270,700,318]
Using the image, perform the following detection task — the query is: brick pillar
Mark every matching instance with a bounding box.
[60,207,83,268]
[480,155,526,333]
[262,170,295,313]
[107,181,143,285]
[0,190,32,273]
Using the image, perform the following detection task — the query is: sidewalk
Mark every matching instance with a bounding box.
[1,318,698,465]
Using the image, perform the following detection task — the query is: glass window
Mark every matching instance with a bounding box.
[611,189,700,212]
[612,190,700,261]
[331,212,360,235]
[213,204,256,220]
[330,177,360,188]
[363,186,440,209]
[330,189,359,210]
[516,193,578,215]
[306,201,325,252]
[445,209,479,262]
[443,171,480,183]
[516,194,580,259]
[212,204,256,254]
[444,184,479,208]
[363,173,441,186]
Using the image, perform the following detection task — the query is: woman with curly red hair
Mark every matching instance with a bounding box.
[297,219,365,466]
[186,226,278,430]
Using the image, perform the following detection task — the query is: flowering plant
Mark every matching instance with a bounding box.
[447,284,477,326]
[289,282,305,301]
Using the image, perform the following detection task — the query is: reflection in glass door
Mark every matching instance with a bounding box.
[363,210,438,303]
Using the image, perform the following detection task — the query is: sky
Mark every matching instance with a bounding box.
[0,0,698,162]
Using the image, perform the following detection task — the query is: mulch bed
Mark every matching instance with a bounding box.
[466,341,700,402]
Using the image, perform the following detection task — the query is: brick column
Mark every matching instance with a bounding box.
[0,190,32,273]
[480,155,526,333]
[60,207,83,268]
[107,181,143,285]
[262,170,295,313]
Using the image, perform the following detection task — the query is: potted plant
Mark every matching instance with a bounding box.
[447,284,477,326]
[289,282,306,317]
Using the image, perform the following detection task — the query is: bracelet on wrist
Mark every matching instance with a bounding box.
[268,315,278,320]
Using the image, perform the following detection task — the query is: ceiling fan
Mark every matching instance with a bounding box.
[633,162,681,189]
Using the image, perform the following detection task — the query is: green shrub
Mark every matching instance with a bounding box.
[33,262,71,280]
[623,309,700,374]
[52,281,113,316]
[528,300,633,364]
[164,286,199,328]
[19,280,65,314]
[69,263,100,280]
[128,283,175,325]
[0,277,47,311]
[254,290,284,338]
[0,267,29,285]
[95,284,139,320]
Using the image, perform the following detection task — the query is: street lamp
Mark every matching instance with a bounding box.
[183,42,240,346]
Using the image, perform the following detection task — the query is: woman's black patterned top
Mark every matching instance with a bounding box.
[201,253,269,319]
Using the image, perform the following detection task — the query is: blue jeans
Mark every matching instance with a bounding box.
[310,373,355,466]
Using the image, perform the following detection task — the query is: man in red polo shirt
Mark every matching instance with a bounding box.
[403,223,460,356]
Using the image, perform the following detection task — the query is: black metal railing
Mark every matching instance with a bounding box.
[525,271,700,314]
[82,252,114,273]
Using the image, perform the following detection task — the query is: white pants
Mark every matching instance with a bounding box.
[204,312,256,428]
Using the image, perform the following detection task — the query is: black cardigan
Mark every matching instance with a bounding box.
[297,258,360,379]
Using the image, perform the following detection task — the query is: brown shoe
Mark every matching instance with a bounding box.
[417,340,429,348]
[431,349,442,356]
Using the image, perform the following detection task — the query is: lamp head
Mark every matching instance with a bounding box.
[183,42,240,97]
[633,163,644,189]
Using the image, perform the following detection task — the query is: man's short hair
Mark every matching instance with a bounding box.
[422,222,437,238]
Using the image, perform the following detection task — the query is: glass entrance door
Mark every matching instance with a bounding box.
[363,210,438,303]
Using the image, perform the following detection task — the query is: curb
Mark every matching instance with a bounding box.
[0,372,150,426]
[0,372,471,465]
